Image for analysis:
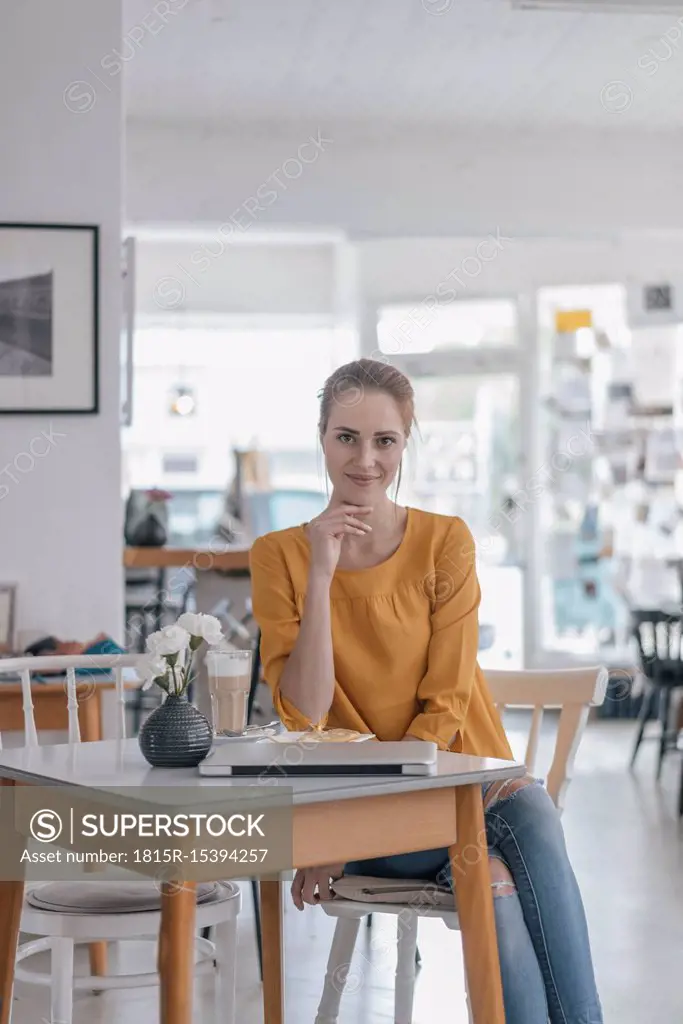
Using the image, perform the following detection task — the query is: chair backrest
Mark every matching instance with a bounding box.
[0,654,147,749]
[631,609,682,679]
[485,666,608,815]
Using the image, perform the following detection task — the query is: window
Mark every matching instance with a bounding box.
[377,299,517,355]
[121,324,356,493]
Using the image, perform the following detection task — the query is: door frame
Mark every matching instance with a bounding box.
[361,292,542,667]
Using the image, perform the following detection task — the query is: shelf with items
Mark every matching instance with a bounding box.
[539,301,625,652]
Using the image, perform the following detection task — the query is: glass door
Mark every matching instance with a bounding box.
[534,284,646,666]
[372,298,526,669]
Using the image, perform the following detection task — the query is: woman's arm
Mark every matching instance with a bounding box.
[278,568,335,724]
[249,503,372,730]
[403,517,481,750]
[249,535,335,729]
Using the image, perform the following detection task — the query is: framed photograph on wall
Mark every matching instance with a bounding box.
[0,222,98,414]
[0,584,16,653]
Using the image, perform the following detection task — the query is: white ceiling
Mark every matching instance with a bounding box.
[123,0,683,129]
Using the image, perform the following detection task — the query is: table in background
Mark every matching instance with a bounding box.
[0,737,524,1024]
[124,547,251,573]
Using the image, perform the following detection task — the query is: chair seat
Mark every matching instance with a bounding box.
[323,874,461,930]
[330,874,456,910]
[27,879,234,915]
[652,662,683,686]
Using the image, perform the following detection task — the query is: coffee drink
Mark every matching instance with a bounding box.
[206,650,252,736]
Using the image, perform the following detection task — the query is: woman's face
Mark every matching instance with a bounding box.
[322,389,407,504]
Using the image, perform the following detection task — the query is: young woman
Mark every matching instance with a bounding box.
[250,358,603,1024]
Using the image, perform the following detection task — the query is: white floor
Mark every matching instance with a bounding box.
[10,715,683,1023]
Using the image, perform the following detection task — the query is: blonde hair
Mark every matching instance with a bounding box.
[318,358,416,438]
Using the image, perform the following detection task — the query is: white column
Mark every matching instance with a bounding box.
[518,291,543,668]
[357,300,380,359]
[0,2,124,642]
[332,239,363,364]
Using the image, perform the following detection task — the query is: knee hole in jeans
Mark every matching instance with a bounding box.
[483,774,537,812]
[489,856,516,899]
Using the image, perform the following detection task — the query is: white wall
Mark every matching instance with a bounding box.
[135,238,336,317]
[127,119,683,239]
[0,2,124,643]
[358,234,683,303]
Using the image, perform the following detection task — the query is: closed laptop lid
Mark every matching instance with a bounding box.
[198,738,437,776]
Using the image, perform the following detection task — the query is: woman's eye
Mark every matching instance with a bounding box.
[377,437,395,447]
[337,433,354,443]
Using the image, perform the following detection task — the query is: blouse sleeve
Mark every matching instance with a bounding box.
[249,534,328,731]
[404,518,480,751]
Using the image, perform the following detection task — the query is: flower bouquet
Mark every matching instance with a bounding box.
[137,613,225,768]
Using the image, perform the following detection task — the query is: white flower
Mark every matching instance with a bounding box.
[141,655,168,690]
[176,612,202,636]
[177,612,224,647]
[146,624,190,657]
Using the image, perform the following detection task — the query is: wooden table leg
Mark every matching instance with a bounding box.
[158,881,197,1024]
[0,780,26,1024]
[260,879,285,1024]
[449,784,506,1024]
[0,877,23,1024]
[80,690,109,978]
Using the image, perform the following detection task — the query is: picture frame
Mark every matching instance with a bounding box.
[0,222,98,414]
[0,583,16,654]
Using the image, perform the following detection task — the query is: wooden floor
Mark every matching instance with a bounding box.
[9,715,683,1023]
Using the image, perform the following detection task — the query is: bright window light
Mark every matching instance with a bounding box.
[377,300,517,355]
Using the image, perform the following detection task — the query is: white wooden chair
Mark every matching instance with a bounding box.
[315,665,609,1024]
[0,654,241,1024]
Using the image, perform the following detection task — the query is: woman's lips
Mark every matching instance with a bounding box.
[346,474,379,486]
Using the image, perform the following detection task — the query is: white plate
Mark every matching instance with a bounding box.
[212,727,279,743]
[270,731,376,744]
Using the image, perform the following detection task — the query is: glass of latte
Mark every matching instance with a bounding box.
[205,648,253,737]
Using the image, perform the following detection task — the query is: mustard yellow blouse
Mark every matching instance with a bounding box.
[249,506,513,762]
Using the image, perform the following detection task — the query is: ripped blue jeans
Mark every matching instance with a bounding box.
[343,779,603,1024]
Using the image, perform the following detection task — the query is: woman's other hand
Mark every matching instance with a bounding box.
[291,863,345,910]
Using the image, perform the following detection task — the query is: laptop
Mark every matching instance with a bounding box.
[197,738,438,777]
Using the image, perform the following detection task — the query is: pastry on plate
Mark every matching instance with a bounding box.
[304,726,374,743]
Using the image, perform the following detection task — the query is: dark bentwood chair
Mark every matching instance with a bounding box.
[630,609,683,795]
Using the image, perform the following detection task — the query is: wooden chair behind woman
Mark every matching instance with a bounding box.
[315,665,608,1024]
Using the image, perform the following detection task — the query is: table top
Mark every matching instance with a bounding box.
[0,737,524,807]
[124,546,251,571]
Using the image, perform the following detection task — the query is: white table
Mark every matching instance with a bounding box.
[0,738,524,1024]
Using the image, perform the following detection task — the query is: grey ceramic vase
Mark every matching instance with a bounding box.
[138,694,212,768]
